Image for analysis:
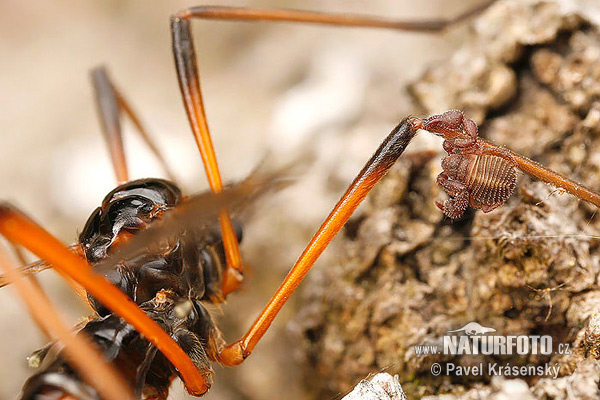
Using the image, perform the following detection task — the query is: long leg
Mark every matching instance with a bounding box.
[171,17,244,297]
[0,243,133,400]
[0,244,84,289]
[0,204,212,396]
[178,2,496,31]
[6,243,54,340]
[91,66,177,184]
[170,0,496,298]
[10,244,45,296]
[212,118,421,365]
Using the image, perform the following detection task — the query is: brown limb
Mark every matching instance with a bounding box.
[6,243,55,340]
[169,0,495,298]
[0,204,212,396]
[481,139,600,208]
[0,243,134,400]
[181,1,497,32]
[91,66,177,183]
[170,17,244,297]
[0,244,83,289]
[213,118,421,365]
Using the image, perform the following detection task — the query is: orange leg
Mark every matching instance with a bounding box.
[9,244,45,300]
[0,244,82,289]
[170,18,243,297]
[7,243,54,340]
[0,243,134,400]
[0,204,212,396]
[91,66,177,183]
[2,3,496,394]
[170,0,496,298]
[215,117,422,365]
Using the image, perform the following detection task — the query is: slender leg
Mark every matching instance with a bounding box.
[6,243,55,339]
[91,67,177,184]
[0,204,212,396]
[479,201,504,213]
[170,1,495,297]
[0,244,83,289]
[91,67,128,183]
[8,244,90,304]
[180,1,496,32]
[211,118,421,365]
[0,243,134,400]
[170,18,244,297]
[10,244,44,294]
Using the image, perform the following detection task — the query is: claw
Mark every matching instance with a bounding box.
[435,200,445,211]
[423,110,464,135]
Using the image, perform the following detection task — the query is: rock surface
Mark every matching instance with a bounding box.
[294,1,600,398]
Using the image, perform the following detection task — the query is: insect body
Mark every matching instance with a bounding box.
[19,177,238,399]
[79,179,183,265]
[8,2,600,399]
[22,290,219,400]
[15,174,267,399]
[79,178,236,315]
[441,153,517,216]
[425,110,518,219]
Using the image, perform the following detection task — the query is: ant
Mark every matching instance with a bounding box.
[2,1,600,399]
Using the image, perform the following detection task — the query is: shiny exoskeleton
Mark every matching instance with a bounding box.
[425,110,518,219]
[78,178,241,315]
[22,290,220,400]
[21,179,240,399]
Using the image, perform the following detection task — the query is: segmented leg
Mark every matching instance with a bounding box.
[436,172,470,219]
[177,2,496,31]
[425,110,600,209]
[212,118,421,365]
[425,110,479,151]
[6,243,55,340]
[0,204,212,396]
[91,66,177,183]
[479,201,504,213]
[0,242,133,400]
[170,19,244,297]
[170,1,497,298]
[479,146,518,168]
[0,244,84,289]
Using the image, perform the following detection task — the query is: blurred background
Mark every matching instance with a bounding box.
[0,0,484,398]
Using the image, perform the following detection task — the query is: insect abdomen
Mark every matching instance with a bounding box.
[467,154,516,207]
